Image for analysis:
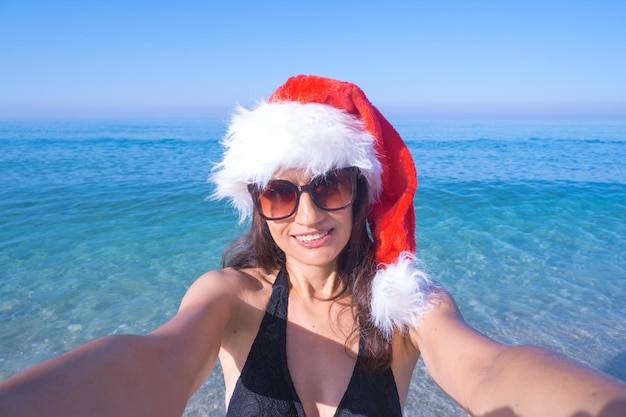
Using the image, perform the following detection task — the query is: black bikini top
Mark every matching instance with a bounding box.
[226,269,403,417]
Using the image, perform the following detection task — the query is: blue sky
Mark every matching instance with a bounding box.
[1,0,625,118]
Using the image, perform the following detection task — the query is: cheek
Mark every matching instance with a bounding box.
[265,221,288,246]
[335,210,354,243]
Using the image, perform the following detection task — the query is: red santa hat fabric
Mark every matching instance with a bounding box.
[268,75,417,267]
[211,75,440,338]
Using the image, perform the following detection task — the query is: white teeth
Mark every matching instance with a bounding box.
[296,231,329,242]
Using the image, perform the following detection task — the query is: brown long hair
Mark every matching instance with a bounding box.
[222,173,392,370]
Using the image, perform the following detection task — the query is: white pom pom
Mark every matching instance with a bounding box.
[370,252,442,339]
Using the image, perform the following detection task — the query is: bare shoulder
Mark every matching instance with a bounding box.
[403,286,458,339]
[424,286,460,317]
[179,267,275,329]
[392,288,459,357]
[410,287,500,351]
[182,267,273,304]
[153,267,275,344]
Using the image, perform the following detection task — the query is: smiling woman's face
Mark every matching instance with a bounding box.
[264,168,354,272]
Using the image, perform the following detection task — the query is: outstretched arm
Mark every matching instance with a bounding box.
[412,290,626,417]
[0,270,236,417]
[0,334,194,417]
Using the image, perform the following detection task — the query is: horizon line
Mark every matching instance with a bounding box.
[1,102,625,120]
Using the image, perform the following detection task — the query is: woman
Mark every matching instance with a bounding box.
[1,75,625,417]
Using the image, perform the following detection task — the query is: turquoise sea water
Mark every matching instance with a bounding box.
[1,118,625,416]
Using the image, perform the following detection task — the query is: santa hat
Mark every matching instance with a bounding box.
[211,75,440,338]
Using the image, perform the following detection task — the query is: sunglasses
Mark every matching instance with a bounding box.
[248,167,359,220]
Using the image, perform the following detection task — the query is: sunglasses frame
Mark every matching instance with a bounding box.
[247,167,360,221]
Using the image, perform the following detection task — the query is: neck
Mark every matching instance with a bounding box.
[284,261,344,302]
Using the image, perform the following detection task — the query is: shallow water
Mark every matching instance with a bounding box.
[1,118,625,416]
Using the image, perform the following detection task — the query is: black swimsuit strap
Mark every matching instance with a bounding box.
[273,268,289,290]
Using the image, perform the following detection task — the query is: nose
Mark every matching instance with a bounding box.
[293,191,324,225]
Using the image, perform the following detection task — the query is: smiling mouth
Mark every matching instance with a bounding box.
[294,230,331,243]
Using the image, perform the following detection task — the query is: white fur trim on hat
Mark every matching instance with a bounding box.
[210,101,383,221]
[370,252,443,339]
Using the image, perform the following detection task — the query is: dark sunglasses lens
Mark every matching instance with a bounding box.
[257,182,298,219]
[311,171,355,210]
[253,169,357,220]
